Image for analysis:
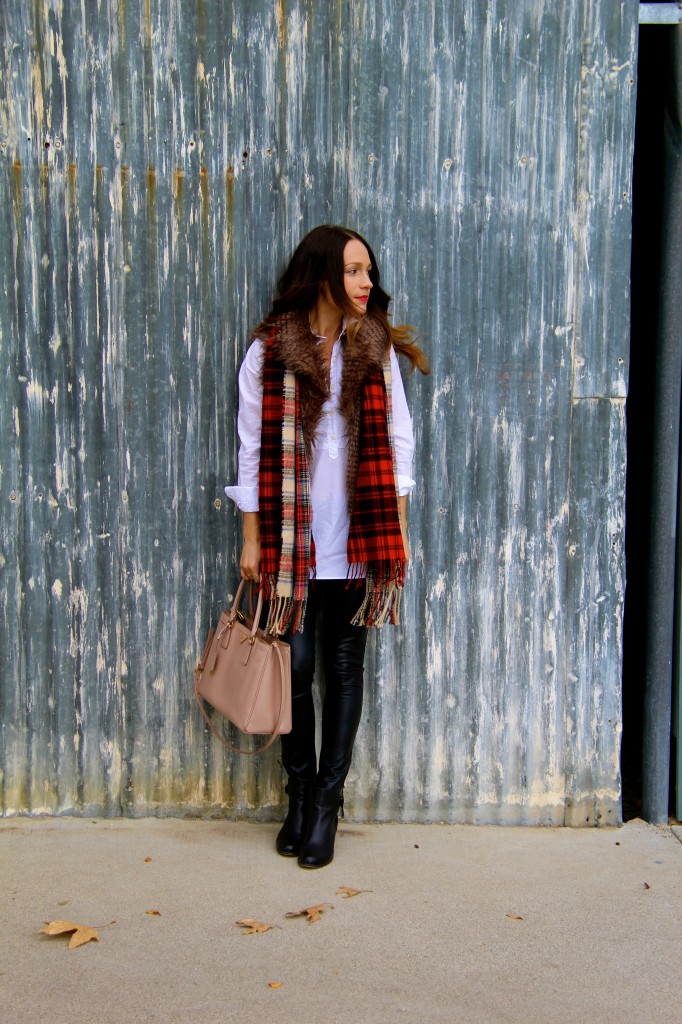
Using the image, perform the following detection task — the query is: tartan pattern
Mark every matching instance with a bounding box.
[261,368,312,635]
[278,369,297,597]
[258,329,284,585]
[259,332,405,633]
[347,363,405,627]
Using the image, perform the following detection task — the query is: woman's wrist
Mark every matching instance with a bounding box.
[242,510,260,542]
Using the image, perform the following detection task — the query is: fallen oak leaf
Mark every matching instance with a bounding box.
[336,886,372,899]
[39,921,99,950]
[235,919,276,935]
[285,903,334,924]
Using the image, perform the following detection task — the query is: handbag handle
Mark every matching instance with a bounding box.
[229,577,262,634]
[227,576,258,626]
[194,581,288,756]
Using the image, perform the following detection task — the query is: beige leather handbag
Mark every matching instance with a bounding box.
[194,580,292,754]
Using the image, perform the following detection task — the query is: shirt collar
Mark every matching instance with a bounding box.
[313,318,348,344]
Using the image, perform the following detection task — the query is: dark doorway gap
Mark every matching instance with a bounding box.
[622,22,675,822]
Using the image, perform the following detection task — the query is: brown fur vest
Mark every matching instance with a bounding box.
[256,310,391,514]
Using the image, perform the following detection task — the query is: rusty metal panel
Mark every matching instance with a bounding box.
[0,0,637,823]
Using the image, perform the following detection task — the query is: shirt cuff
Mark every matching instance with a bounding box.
[224,485,259,513]
[397,474,416,497]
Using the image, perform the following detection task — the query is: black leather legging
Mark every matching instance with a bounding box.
[280,580,368,791]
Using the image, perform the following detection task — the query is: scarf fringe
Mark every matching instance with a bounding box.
[263,565,404,633]
[264,589,307,637]
[350,563,404,628]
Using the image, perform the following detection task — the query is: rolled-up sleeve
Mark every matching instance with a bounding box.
[390,346,416,496]
[224,340,265,512]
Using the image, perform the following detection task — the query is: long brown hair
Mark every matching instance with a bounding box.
[255,225,429,374]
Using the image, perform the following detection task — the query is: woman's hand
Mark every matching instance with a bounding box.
[240,539,261,581]
[240,512,261,582]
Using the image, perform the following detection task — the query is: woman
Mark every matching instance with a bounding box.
[225,225,428,868]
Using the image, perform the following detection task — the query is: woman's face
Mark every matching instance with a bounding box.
[342,238,373,315]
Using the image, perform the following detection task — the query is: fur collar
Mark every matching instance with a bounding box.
[260,310,390,510]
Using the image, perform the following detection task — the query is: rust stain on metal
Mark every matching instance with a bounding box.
[276,0,287,49]
[12,159,22,203]
[173,167,184,208]
[118,0,127,47]
[39,161,50,207]
[68,162,77,216]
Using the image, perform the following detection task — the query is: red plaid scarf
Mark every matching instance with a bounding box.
[258,318,405,633]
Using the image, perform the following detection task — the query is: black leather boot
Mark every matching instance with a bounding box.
[297,787,343,869]
[276,779,313,857]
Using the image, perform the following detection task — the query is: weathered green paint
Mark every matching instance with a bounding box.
[0,0,638,823]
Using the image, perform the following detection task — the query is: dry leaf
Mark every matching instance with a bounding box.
[506,913,524,921]
[41,920,90,937]
[68,926,99,949]
[285,903,334,924]
[40,920,99,949]
[235,919,275,935]
[145,909,161,916]
[144,857,153,863]
[336,886,372,899]
[268,982,283,989]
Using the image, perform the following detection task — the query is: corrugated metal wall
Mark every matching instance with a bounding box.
[0,0,637,823]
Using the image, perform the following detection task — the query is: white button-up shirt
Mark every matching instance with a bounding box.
[225,328,415,579]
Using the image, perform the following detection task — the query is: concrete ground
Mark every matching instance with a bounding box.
[2,816,681,1024]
